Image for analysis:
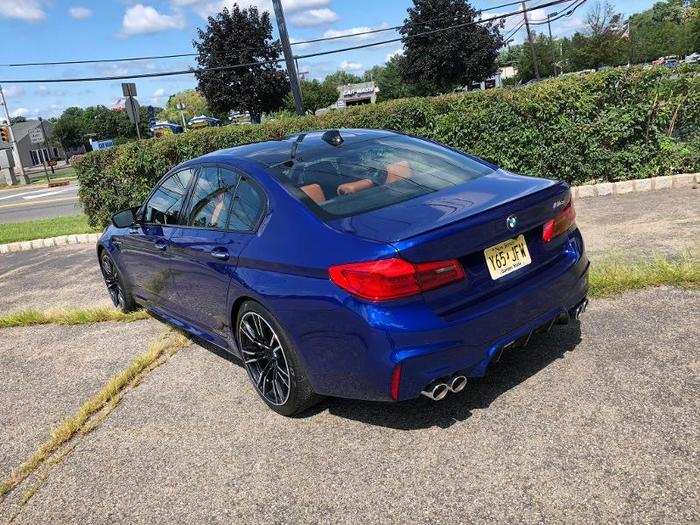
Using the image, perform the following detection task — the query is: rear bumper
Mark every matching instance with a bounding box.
[393,252,589,400]
[269,234,589,402]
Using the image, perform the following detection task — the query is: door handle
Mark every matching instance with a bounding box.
[210,247,229,261]
[155,240,168,251]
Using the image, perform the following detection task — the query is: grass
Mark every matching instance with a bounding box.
[588,254,699,298]
[0,330,190,501]
[0,307,149,329]
[0,214,99,245]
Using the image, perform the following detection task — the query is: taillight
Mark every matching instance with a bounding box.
[328,257,465,301]
[542,201,576,243]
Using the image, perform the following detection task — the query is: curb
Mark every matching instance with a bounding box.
[0,173,697,255]
[571,173,697,199]
[0,232,101,255]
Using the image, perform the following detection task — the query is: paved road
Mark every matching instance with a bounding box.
[1,287,697,523]
[0,182,81,223]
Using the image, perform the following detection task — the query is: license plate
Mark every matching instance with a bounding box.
[484,234,532,280]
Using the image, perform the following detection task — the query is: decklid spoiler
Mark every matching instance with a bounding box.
[330,170,570,262]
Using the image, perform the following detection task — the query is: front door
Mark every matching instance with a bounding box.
[169,166,265,341]
[118,168,194,308]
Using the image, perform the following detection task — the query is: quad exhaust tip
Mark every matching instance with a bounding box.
[449,375,467,393]
[421,382,449,401]
[421,374,468,400]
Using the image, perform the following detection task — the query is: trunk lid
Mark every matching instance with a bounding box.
[329,170,575,319]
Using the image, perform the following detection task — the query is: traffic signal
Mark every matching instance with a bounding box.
[0,126,9,143]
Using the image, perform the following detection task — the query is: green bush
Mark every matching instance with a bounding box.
[77,66,699,227]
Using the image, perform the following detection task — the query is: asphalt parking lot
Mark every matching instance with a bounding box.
[0,188,697,523]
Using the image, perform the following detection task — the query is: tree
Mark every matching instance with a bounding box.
[283,79,338,113]
[193,6,288,123]
[9,116,26,124]
[628,0,699,63]
[322,70,363,89]
[159,89,215,124]
[398,0,504,95]
[52,107,87,150]
[364,56,418,101]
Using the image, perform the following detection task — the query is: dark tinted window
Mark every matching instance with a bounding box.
[183,167,238,229]
[229,178,264,231]
[143,169,193,224]
[269,135,495,219]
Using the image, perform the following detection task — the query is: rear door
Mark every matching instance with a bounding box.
[118,168,194,308]
[169,165,266,340]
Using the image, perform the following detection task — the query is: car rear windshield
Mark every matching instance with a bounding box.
[268,134,496,219]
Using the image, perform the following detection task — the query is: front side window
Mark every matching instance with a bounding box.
[143,169,193,224]
[182,167,239,229]
[269,135,495,219]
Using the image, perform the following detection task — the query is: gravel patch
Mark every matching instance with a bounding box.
[576,188,699,261]
[11,287,698,523]
[0,244,107,314]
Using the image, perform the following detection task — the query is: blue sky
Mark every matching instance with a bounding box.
[0,0,657,121]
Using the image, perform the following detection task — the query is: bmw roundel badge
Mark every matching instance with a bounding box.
[506,215,518,230]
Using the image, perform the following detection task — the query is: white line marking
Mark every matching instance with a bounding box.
[0,187,67,202]
[22,189,71,200]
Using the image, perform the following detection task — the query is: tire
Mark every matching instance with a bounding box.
[236,300,319,416]
[99,250,137,313]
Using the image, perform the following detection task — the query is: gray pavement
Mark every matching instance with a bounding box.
[0,182,81,223]
[0,244,107,314]
[0,319,162,481]
[5,286,698,523]
[575,187,699,259]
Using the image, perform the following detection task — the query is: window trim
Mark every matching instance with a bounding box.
[147,162,268,234]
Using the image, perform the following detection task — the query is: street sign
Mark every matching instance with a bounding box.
[29,127,44,145]
[125,97,141,125]
[122,83,137,97]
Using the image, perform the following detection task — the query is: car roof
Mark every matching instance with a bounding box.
[196,128,398,168]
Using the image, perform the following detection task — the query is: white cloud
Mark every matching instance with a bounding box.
[120,4,186,36]
[340,60,362,71]
[153,88,166,97]
[10,108,30,118]
[173,0,329,15]
[3,85,25,98]
[527,8,547,23]
[290,7,338,27]
[385,48,403,62]
[68,6,93,20]
[322,22,389,41]
[0,0,47,21]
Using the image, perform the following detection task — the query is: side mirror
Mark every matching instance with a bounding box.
[111,207,138,228]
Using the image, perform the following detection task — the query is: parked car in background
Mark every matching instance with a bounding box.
[685,52,700,64]
[98,129,589,416]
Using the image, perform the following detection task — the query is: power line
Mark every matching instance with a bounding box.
[2,0,535,68]
[0,0,575,84]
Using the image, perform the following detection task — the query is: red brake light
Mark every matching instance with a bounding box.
[329,257,465,301]
[542,201,576,243]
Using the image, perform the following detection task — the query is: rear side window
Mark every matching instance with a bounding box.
[143,169,193,225]
[182,167,238,229]
[229,178,264,231]
[269,135,495,219]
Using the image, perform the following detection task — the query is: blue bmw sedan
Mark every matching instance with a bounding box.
[99,129,589,415]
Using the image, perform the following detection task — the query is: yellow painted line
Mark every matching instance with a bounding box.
[0,196,78,210]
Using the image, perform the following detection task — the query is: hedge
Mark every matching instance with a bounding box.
[76,66,699,228]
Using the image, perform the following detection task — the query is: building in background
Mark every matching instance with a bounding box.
[315,81,379,116]
[0,120,66,168]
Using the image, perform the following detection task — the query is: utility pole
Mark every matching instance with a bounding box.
[272,0,304,115]
[38,117,53,181]
[0,84,29,184]
[521,1,540,80]
[547,14,553,40]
